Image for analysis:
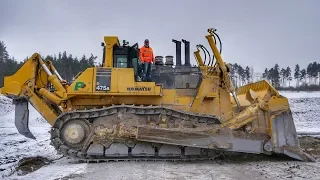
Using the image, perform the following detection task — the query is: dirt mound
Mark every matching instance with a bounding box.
[299,136,320,157]
[15,156,52,176]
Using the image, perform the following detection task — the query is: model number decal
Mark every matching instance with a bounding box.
[96,85,110,91]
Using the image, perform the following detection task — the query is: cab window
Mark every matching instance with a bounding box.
[115,55,128,68]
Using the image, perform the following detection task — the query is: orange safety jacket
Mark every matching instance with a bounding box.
[139,46,154,63]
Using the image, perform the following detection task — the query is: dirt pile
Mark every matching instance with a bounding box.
[299,136,320,157]
[15,156,52,176]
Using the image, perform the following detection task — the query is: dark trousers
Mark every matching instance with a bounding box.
[142,62,152,81]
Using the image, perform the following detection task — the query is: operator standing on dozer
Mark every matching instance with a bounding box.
[139,39,154,82]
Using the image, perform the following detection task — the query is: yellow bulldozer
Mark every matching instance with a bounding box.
[0,28,314,162]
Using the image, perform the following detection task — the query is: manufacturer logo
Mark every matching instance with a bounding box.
[127,87,151,91]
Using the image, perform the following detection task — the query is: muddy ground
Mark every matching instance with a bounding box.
[299,136,320,156]
[8,136,320,180]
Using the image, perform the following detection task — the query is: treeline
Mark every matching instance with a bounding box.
[211,62,320,91]
[261,63,320,91]
[229,62,320,91]
[229,63,253,87]
[43,52,97,82]
[0,41,22,86]
[0,41,97,87]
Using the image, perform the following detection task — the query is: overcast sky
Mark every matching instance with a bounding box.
[0,0,319,72]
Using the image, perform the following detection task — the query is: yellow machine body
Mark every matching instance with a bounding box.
[0,28,314,162]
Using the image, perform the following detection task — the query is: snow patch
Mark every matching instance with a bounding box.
[280,91,320,99]
[8,158,87,180]
[0,95,13,116]
[288,97,320,135]
[0,95,62,179]
[278,91,320,135]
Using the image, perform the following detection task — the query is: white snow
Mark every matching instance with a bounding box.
[0,95,62,179]
[0,91,320,179]
[279,91,320,135]
[280,91,320,99]
[0,96,13,116]
[10,158,87,180]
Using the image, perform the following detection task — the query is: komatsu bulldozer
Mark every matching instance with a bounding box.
[0,28,314,162]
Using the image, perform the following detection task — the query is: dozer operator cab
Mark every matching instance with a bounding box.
[101,37,141,80]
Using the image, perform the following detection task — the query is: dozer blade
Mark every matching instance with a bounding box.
[270,110,315,161]
[13,98,36,140]
[231,80,315,161]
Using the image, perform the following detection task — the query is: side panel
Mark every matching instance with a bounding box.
[94,68,161,95]
[68,67,161,96]
[116,68,135,91]
[95,68,112,92]
[68,68,95,93]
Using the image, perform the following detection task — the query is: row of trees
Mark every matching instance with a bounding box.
[0,41,97,86]
[229,63,253,87]
[0,41,22,86]
[212,62,320,91]
[262,63,320,90]
[43,52,97,83]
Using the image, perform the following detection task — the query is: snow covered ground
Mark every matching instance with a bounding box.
[0,91,319,180]
[280,91,320,135]
[0,97,62,178]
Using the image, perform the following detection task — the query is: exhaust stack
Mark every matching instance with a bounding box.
[182,39,191,67]
[172,39,181,66]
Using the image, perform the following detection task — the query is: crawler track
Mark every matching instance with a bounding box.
[50,105,225,162]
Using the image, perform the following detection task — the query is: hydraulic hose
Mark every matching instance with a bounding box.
[197,44,207,65]
[202,46,207,64]
[211,32,222,67]
[200,45,211,65]
[213,32,222,54]
[200,45,212,66]
[195,31,223,69]
[197,44,212,66]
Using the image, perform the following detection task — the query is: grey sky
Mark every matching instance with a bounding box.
[0,0,319,72]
